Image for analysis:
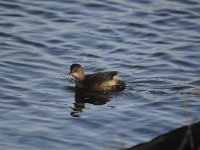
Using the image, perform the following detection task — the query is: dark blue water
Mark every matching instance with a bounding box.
[0,0,200,149]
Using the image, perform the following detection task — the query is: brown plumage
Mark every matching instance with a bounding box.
[69,64,126,91]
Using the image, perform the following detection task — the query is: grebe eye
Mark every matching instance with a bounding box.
[74,68,78,72]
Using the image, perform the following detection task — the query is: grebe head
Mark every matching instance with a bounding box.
[69,64,85,81]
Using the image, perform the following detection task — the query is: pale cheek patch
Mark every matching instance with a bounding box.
[72,73,79,78]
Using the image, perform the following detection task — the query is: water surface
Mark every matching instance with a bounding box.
[0,0,200,149]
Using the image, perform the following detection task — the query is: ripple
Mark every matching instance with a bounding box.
[95,43,115,50]
[171,44,200,52]
[170,85,194,91]
[14,36,47,48]
[1,12,25,17]
[97,28,115,33]
[52,19,76,23]
[148,90,171,96]
[0,1,22,9]
[154,8,193,16]
[190,79,200,86]
[171,59,199,68]
[152,17,178,27]
[79,53,101,59]
[151,51,171,57]
[131,78,172,85]
[126,22,146,28]
[173,0,199,5]
[0,32,12,38]
[0,22,18,28]
[110,48,129,54]
[83,1,125,12]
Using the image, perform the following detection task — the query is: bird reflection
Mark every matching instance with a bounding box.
[70,89,112,117]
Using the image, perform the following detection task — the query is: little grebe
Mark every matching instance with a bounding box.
[69,64,126,91]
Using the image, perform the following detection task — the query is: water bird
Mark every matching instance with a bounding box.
[69,64,126,91]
